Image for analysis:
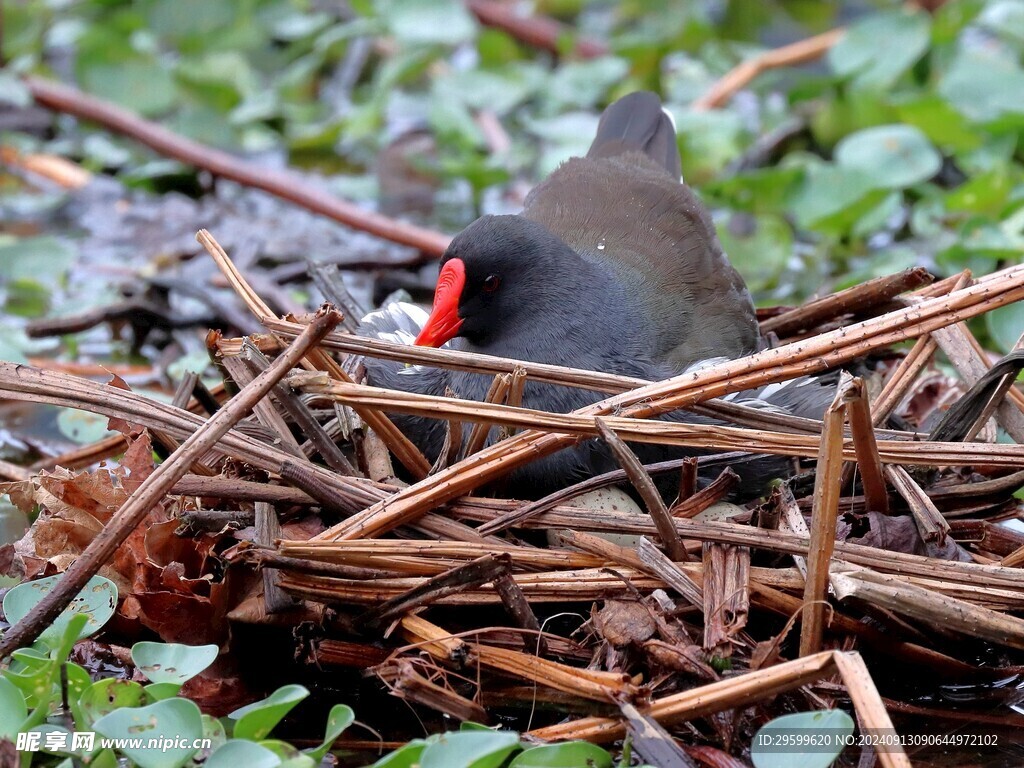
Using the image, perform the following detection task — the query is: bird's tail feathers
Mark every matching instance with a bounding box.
[587,91,682,179]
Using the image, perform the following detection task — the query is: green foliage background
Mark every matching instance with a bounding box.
[1,0,1022,350]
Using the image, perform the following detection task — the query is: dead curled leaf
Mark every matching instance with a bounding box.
[594,599,657,648]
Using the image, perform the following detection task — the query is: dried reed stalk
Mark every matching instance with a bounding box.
[702,543,750,655]
[883,465,949,544]
[596,419,687,561]
[830,563,1024,650]
[297,379,1024,465]
[841,378,889,514]
[799,382,846,657]
[399,615,637,702]
[831,652,912,768]
[526,650,837,743]
[277,567,665,605]
[761,267,933,336]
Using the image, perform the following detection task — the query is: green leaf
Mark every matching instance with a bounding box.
[3,278,51,318]
[829,8,930,90]
[544,57,630,111]
[93,698,204,768]
[229,684,309,741]
[306,703,354,762]
[0,676,28,739]
[419,731,521,768]
[367,741,426,768]
[145,682,183,702]
[977,0,1024,49]
[751,709,854,768]
[677,108,746,182]
[56,408,117,445]
[715,213,793,294]
[75,36,177,116]
[3,574,117,645]
[510,742,614,767]
[378,0,476,46]
[79,678,146,725]
[703,166,803,216]
[258,739,314,767]
[433,64,543,115]
[986,301,1024,353]
[131,642,219,685]
[0,236,76,284]
[201,713,227,752]
[789,164,880,231]
[834,125,942,189]
[891,95,981,153]
[204,740,281,768]
[176,51,259,111]
[944,169,1012,215]
[939,49,1024,122]
[5,648,55,710]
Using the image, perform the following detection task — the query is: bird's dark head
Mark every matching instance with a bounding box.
[415,215,583,349]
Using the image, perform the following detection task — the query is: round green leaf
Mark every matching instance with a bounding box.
[790,164,880,231]
[3,574,117,644]
[57,408,118,445]
[131,642,219,685]
[419,731,521,768]
[204,740,281,768]
[93,698,204,768]
[828,8,930,90]
[510,742,614,767]
[80,678,146,724]
[751,709,854,768]
[835,125,942,189]
[986,301,1024,353]
[229,684,309,741]
[0,676,28,739]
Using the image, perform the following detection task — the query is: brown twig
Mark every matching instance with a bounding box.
[596,418,688,562]
[884,465,949,544]
[464,0,607,59]
[693,28,845,111]
[761,268,934,337]
[842,378,889,514]
[799,378,846,657]
[26,76,450,258]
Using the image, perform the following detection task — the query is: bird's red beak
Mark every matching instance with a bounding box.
[415,258,466,347]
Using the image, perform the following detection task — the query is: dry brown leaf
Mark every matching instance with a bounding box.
[594,599,657,648]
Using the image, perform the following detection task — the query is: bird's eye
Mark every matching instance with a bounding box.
[482,275,501,293]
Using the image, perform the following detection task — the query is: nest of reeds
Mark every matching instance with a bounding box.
[2,229,1023,765]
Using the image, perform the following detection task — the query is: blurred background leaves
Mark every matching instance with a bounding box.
[1,0,1023,351]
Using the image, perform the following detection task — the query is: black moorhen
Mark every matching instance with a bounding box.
[362,91,833,496]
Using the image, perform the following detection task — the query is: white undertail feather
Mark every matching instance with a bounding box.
[359,302,436,375]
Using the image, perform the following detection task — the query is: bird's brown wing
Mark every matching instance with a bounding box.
[522,151,760,369]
